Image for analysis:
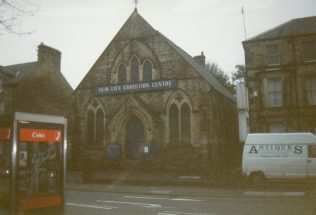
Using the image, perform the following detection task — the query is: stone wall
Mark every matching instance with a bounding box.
[243,34,316,133]
[71,10,238,174]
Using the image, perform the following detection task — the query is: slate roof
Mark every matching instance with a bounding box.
[159,32,235,101]
[245,16,316,42]
[1,62,38,83]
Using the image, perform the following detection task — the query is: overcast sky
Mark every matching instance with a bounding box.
[1,0,315,89]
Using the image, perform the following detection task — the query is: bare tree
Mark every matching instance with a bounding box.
[0,0,37,35]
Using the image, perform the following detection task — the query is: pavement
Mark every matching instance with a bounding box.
[66,170,243,189]
[65,170,250,198]
[65,170,316,196]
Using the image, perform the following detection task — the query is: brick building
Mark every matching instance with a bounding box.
[71,9,238,173]
[243,16,316,133]
[0,43,73,124]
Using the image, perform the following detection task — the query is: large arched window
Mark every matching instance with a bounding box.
[86,109,95,145]
[86,100,105,147]
[181,103,191,145]
[169,104,179,145]
[143,60,152,81]
[169,102,191,145]
[96,109,105,146]
[118,64,127,84]
[131,57,139,83]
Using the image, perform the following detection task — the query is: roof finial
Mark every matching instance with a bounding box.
[134,0,138,9]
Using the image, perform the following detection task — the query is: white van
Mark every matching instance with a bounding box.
[242,133,316,183]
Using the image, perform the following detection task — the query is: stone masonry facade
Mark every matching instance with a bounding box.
[0,43,73,123]
[71,10,238,174]
[243,16,316,133]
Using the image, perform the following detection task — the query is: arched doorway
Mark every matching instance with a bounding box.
[125,115,145,160]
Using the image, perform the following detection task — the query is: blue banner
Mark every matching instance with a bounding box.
[95,79,177,95]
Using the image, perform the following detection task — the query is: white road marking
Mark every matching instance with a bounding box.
[244,191,305,197]
[172,198,204,202]
[124,195,171,200]
[124,195,205,202]
[97,199,162,208]
[66,202,116,210]
[150,190,171,194]
[157,213,178,215]
[178,176,202,180]
[158,211,216,215]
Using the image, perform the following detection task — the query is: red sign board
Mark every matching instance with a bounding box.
[0,128,11,140]
[20,195,62,210]
[20,128,62,142]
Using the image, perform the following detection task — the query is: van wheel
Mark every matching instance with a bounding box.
[249,172,266,187]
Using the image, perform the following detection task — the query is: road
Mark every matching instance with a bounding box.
[65,184,316,215]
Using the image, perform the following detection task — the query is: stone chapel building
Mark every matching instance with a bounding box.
[71,9,238,173]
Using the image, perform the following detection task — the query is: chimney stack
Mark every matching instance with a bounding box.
[194,51,206,67]
[37,43,61,73]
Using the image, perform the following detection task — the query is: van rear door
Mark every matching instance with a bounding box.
[307,145,316,177]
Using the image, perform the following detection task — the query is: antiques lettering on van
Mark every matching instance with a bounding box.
[248,144,303,157]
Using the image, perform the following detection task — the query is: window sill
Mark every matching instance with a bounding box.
[266,105,284,109]
[167,144,193,149]
[304,60,316,63]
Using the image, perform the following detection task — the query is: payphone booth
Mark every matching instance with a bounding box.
[0,112,67,214]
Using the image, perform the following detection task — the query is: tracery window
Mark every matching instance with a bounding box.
[86,110,95,145]
[169,102,191,145]
[118,64,127,84]
[143,60,152,81]
[116,56,155,84]
[181,103,191,145]
[96,109,105,146]
[86,101,105,147]
[170,104,180,145]
[131,57,139,83]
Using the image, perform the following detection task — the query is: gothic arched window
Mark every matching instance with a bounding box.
[118,64,127,84]
[86,100,106,147]
[131,57,139,83]
[180,103,191,145]
[96,109,104,146]
[87,109,95,145]
[143,60,152,81]
[169,102,191,145]
[169,104,179,145]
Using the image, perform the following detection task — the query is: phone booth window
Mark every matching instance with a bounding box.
[0,128,10,197]
[17,127,63,198]
[0,140,10,194]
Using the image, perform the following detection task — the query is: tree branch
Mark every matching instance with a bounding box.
[0,0,38,35]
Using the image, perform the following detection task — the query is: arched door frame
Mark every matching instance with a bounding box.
[124,114,145,160]
[109,97,154,159]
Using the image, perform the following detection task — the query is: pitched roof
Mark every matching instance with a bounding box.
[1,62,38,83]
[245,16,316,42]
[78,9,235,101]
[114,9,157,41]
[159,33,235,100]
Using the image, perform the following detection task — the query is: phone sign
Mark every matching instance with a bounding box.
[20,128,62,142]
